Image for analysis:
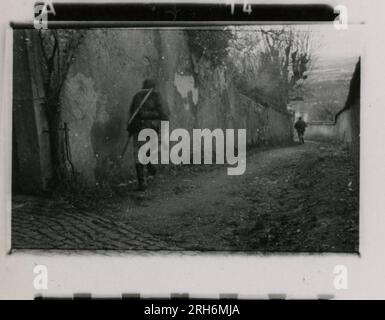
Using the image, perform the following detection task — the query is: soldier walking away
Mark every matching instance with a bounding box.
[294,117,307,144]
[126,79,169,191]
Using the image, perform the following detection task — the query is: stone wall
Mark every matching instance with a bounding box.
[305,122,337,141]
[12,30,52,193]
[335,59,360,188]
[266,106,294,144]
[335,111,353,144]
[303,118,354,143]
[58,29,294,185]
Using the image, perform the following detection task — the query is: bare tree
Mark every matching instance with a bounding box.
[38,29,86,184]
[259,27,313,107]
[314,100,339,121]
[230,27,315,110]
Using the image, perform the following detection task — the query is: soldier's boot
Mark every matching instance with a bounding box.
[135,164,147,191]
[146,164,156,185]
[147,163,157,177]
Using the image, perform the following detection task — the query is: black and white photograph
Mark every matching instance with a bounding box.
[11,22,361,253]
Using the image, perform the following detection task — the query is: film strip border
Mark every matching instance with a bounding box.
[35,293,335,300]
[12,2,342,29]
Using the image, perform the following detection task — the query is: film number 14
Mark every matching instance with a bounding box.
[227,0,253,15]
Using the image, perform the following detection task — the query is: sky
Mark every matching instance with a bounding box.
[310,24,363,60]
[233,23,363,61]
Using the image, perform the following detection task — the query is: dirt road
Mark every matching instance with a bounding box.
[12,142,359,253]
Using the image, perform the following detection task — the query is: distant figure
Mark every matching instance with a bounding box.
[294,117,307,144]
[127,79,169,191]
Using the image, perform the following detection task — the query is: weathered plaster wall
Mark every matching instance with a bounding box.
[266,107,294,144]
[300,120,353,143]
[334,59,360,148]
[335,111,353,144]
[306,122,338,141]
[61,29,165,184]
[60,29,293,185]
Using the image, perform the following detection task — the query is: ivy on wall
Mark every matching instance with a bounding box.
[186,29,234,68]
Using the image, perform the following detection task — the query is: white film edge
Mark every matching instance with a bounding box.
[0,0,384,300]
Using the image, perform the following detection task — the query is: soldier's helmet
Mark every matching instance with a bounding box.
[142,79,156,89]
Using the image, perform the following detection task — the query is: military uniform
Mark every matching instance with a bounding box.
[127,80,168,190]
[294,118,307,144]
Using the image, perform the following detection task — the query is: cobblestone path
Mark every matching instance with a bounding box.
[12,197,181,251]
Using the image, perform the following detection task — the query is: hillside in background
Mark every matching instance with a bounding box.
[291,56,359,122]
